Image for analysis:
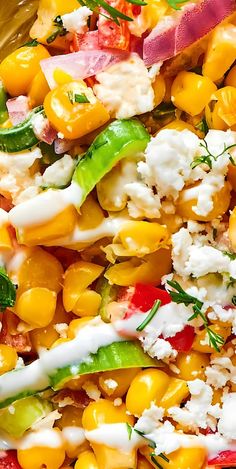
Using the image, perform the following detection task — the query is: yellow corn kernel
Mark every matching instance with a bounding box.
[192,324,231,353]
[78,195,105,231]
[67,317,94,339]
[152,74,166,106]
[18,206,78,246]
[0,344,18,374]
[161,119,198,135]
[158,211,183,235]
[176,182,231,221]
[137,455,153,469]
[175,351,210,381]
[97,162,131,212]
[53,69,73,86]
[66,374,93,391]
[58,406,84,429]
[117,221,169,256]
[159,378,189,411]
[142,446,206,469]
[19,247,63,293]
[72,290,102,317]
[51,338,71,348]
[28,70,50,107]
[212,388,223,405]
[99,368,140,398]
[16,287,57,327]
[203,24,236,82]
[0,225,12,250]
[17,445,65,469]
[82,400,135,469]
[225,64,236,87]
[105,248,172,286]
[205,86,236,130]
[30,0,79,45]
[63,261,104,312]
[171,71,217,116]
[75,450,99,469]
[229,206,236,250]
[126,369,170,417]
[143,0,169,30]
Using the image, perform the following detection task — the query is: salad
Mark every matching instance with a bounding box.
[0,0,235,468]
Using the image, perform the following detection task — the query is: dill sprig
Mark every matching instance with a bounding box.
[77,0,147,25]
[47,16,67,44]
[136,299,161,332]
[223,251,236,261]
[167,280,224,352]
[166,0,189,10]
[191,139,236,170]
[134,429,169,468]
[0,267,16,312]
[126,423,132,440]
[68,91,90,104]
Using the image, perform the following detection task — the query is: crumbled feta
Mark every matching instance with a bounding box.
[206,356,236,389]
[168,379,216,430]
[54,323,69,339]
[125,181,161,219]
[61,7,92,34]
[104,379,118,390]
[82,380,101,401]
[135,404,164,433]
[141,336,177,361]
[32,410,61,431]
[218,393,236,438]
[113,398,122,406]
[42,154,76,188]
[0,148,42,204]
[94,54,155,119]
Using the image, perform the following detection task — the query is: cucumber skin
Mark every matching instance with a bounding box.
[0,106,43,153]
[50,341,162,390]
[73,119,150,208]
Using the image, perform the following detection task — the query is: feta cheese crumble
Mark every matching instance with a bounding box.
[61,7,92,34]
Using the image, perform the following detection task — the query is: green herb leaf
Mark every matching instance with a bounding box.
[126,423,133,440]
[0,267,16,312]
[68,91,90,104]
[227,276,236,289]
[223,251,236,261]
[46,16,67,44]
[166,0,189,10]
[191,140,236,170]
[22,39,39,47]
[232,295,236,306]
[152,102,176,119]
[77,0,133,25]
[126,0,147,5]
[159,453,170,463]
[167,280,224,352]
[195,118,208,134]
[133,428,156,449]
[212,227,217,241]
[150,453,164,469]
[136,299,161,332]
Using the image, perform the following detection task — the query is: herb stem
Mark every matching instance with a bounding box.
[136,300,161,332]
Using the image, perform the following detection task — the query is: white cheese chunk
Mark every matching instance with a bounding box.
[61,7,92,34]
[218,393,236,439]
[42,154,76,188]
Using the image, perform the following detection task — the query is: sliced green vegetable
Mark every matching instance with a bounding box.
[73,119,150,208]
[0,81,8,125]
[50,341,162,390]
[0,106,43,153]
[0,266,16,311]
[0,396,52,437]
[96,277,119,323]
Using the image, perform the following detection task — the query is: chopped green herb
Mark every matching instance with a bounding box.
[126,423,132,440]
[77,0,133,25]
[166,0,189,9]
[46,16,67,44]
[167,280,224,352]
[232,296,236,306]
[152,102,176,119]
[134,428,156,449]
[159,454,170,463]
[212,227,217,241]
[150,453,164,469]
[0,267,16,312]
[68,91,90,104]
[227,276,236,289]
[223,251,236,261]
[22,39,39,47]
[136,299,161,332]
[191,140,236,170]
[195,118,208,134]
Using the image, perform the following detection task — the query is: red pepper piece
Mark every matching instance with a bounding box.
[0,451,22,469]
[166,325,195,352]
[98,0,131,50]
[208,450,236,467]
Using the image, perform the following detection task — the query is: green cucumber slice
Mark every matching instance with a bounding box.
[0,82,8,125]
[96,277,119,323]
[50,341,162,390]
[73,119,150,208]
[0,396,52,437]
[0,106,43,153]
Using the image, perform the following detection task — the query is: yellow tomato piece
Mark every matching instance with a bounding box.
[30,0,79,45]
[105,248,172,286]
[171,71,217,116]
[193,324,231,353]
[0,45,50,96]
[176,182,231,221]
[17,446,65,469]
[28,70,50,107]
[18,206,78,246]
[175,351,210,381]
[152,74,166,107]
[44,81,110,140]
[0,344,18,374]
[63,261,104,312]
[16,287,57,327]
[53,69,74,86]
[126,369,171,417]
[203,24,236,82]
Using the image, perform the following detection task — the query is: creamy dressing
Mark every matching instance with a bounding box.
[85,423,143,452]
[18,429,63,449]
[0,318,125,404]
[9,182,82,228]
[62,426,86,446]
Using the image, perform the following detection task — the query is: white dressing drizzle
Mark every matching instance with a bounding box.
[18,429,63,449]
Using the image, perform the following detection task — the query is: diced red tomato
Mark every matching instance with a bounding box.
[72,31,99,52]
[208,450,236,467]
[0,312,32,354]
[0,195,13,212]
[166,325,195,352]
[122,283,171,318]
[0,451,21,469]
[98,0,131,50]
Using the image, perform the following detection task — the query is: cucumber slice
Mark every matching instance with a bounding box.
[0,397,52,437]
[73,119,150,208]
[96,277,119,323]
[0,82,8,125]
[0,106,43,153]
[50,341,162,390]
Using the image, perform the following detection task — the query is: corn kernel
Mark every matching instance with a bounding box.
[28,70,50,107]
[126,369,171,417]
[225,64,236,87]
[0,344,18,374]
[67,317,94,339]
[203,24,236,82]
[63,261,104,312]
[99,368,140,398]
[0,225,12,250]
[152,74,166,106]
[17,446,65,469]
[16,287,57,327]
[171,71,217,116]
[72,290,102,317]
[160,378,189,411]
[161,119,198,135]
[142,446,206,469]
[192,324,231,353]
[75,450,99,469]
[175,351,210,381]
[205,86,236,130]
[117,221,169,256]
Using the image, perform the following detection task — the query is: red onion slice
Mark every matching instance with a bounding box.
[6,96,30,126]
[143,0,235,66]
